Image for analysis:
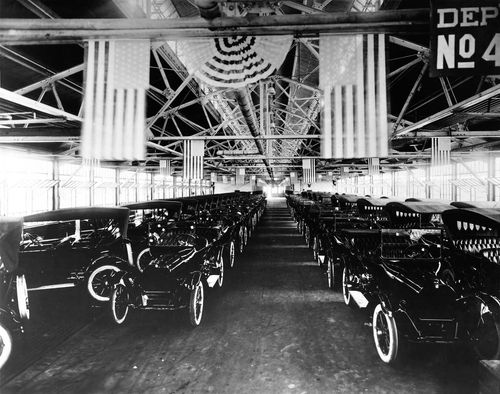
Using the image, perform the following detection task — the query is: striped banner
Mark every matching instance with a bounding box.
[368,158,380,175]
[431,137,451,167]
[320,34,388,159]
[183,140,204,180]
[236,168,245,185]
[302,159,316,185]
[159,159,171,177]
[81,39,150,161]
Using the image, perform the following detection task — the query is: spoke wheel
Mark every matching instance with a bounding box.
[373,304,399,364]
[342,266,355,308]
[243,226,248,246]
[136,248,152,272]
[88,264,121,302]
[327,259,335,289]
[189,281,204,327]
[0,324,12,370]
[111,283,129,325]
[16,274,30,320]
[472,301,500,360]
[217,255,224,288]
[313,237,319,263]
[227,241,236,268]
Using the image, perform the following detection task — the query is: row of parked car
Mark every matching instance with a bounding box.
[0,192,266,369]
[287,191,500,365]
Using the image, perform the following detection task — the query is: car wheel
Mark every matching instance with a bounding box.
[111,284,129,325]
[327,259,335,290]
[0,324,12,370]
[313,237,319,262]
[342,266,355,308]
[189,281,204,327]
[373,303,400,364]
[136,248,152,272]
[217,255,224,288]
[243,226,249,246]
[88,264,121,302]
[16,274,30,320]
[471,300,500,360]
[227,241,236,269]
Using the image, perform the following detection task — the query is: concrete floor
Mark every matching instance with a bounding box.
[1,198,478,393]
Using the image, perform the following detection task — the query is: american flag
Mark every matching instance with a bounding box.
[368,157,380,175]
[183,140,204,180]
[81,39,150,161]
[159,159,171,177]
[236,168,245,185]
[302,159,316,185]
[320,34,388,159]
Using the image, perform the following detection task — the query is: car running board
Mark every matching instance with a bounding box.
[349,290,369,308]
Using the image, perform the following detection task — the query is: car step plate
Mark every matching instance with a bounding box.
[349,290,369,308]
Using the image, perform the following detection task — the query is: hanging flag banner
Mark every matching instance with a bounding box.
[431,137,451,198]
[183,140,204,180]
[236,168,245,185]
[222,175,229,184]
[82,39,150,161]
[368,158,380,175]
[175,35,292,88]
[302,159,316,185]
[159,159,171,177]
[319,34,388,159]
[210,172,218,183]
[430,0,500,77]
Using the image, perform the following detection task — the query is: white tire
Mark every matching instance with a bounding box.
[372,304,399,364]
[0,324,12,370]
[87,264,121,302]
[189,281,204,327]
[111,284,129,325]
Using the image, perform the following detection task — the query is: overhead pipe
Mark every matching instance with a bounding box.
[192,0,274,180]
[234,88,274,179]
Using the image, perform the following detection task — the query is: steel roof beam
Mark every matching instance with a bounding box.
[0,10,429,44]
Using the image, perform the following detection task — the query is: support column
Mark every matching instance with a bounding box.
[115,168,121,205]
[425,165,431,199]
[52,157,60,210]
[487,154,495,201]
[451,162,458,201]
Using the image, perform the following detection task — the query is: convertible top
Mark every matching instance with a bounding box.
[442,208,500,238]
[386,201,454,214]
[0,217,23,272]
[338,194,361,204]
[23,207,130,238]
[124,200,182,212]
[451,201,500,209]
[358,197,396,209]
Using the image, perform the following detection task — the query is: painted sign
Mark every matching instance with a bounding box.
[430,0,500,76]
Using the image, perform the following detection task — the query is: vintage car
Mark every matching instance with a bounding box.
[0,218,29,370]
[109,228,225,326]
[123,200,183,272]
[21,207,133,302]
[341,201,500,364]
[441,208,500,360]
[356,197,396,228]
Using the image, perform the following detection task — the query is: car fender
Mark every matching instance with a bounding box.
[85,254,130,276]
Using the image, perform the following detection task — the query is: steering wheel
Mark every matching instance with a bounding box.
[403,244,432,258]
[23,232,42,247]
